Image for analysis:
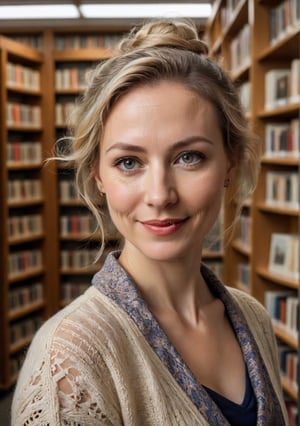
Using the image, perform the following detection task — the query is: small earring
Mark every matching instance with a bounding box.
[100,191,105,197]
[224,178,230,188]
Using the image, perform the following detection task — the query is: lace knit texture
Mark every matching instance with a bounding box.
[12,256,288,425]
[12,288,213,425]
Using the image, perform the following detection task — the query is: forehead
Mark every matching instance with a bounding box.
[106,81,218,124]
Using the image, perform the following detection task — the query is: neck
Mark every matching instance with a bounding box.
[118,246,215,325]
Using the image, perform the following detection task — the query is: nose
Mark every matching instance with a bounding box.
[143,164,178,208]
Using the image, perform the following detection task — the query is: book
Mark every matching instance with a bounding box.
[266,171,299,209]
[265,120,299,158]
[268,233,299,280]
[265,69,290,110]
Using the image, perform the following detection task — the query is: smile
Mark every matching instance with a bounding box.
[140,218,188,236]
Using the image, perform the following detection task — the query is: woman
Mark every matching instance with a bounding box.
[12,19,288,425]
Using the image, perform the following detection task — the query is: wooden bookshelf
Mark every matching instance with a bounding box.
[0,35,59,390]
[206,0,299,409]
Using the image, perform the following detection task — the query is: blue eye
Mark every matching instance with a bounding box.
[116,157,139,171]
[178,151,204,165]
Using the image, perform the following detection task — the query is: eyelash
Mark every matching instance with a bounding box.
[113,150,206,174]
[176,151,206,166]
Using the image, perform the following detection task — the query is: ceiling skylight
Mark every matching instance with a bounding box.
[80,3,211,19]
[0,4,80,19]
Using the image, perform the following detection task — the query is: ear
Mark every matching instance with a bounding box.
[92,162,105,194]
[226,155,237,180]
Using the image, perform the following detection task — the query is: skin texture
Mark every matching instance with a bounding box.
[95,81,245,403]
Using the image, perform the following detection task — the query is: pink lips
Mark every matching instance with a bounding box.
[141,218,188,236]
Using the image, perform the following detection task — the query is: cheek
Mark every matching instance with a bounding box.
[104,181,139,215]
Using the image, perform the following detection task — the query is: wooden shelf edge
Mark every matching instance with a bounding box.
[9,335,34,355]
[256,266,299,289]
[258,102,300,118]
[258,27,300,61]
[281,376,298,401]
[8,233,45,245]
[8,267,45,284]
[273,324,298,350]
[231,239,251,256]
[53,47,112,61]
[260,156,300,166]
[8,300,45,321]
[256,202,300,216]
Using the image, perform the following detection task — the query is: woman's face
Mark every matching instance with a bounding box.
[96,81,234,262]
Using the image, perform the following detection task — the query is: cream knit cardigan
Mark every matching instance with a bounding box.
[12,286,288,426]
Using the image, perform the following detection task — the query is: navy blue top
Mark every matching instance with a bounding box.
[204,366,257,426]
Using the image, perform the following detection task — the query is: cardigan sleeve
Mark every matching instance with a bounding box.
[11,308,122,426]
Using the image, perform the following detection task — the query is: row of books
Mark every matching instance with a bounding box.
[230,23,250,72]
[9,34,43,50]
[265,290,298,339]
[55,102,75,126]
[8,179,42,202]
[237,213,251,247]
[278,344,298,393]
[10,315,42,346]
[61,249,98,269]
[6,62,40,91]
[59,180,80,201]
[265,119,299,158]
[9,282,43,312]
[270,0,300,44]
[220,0,242,29]
[55,66,90,91]
[61,281,90,304]
[265,60,300,110]
[7,141,42,165]
[60,214,97,236]
[268,233,299,281]
[266,171,299,210]
[8,214,43,239]
[7,103,41,128]
[9,249,42,276]
[237,262,250,290]
[54,33,122,50]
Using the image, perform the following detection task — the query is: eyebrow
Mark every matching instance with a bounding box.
[105,136,213,154]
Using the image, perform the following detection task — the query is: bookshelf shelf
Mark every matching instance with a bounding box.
[281,377,298,402]
[256,266,299,289]
[256,203,300,217]
[53,48,112,62]
[231,239,251,256]
[8,267,45,284]
[8,198,44,208]
[258,102,300,119]
[7,163,43,170]
[6,85,42,96]
[10,335,35,355]
[258,27,300,61]
[260,157,300,166]
[8,233,45,245]
[8,300,45,321]
[274,324,298,350]
[61,267,100,275]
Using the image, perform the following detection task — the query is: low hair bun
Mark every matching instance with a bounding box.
[117,19,208,56]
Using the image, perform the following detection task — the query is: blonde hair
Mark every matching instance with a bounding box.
[57,19,260,256]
